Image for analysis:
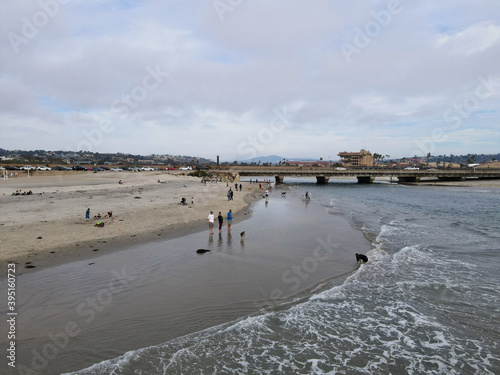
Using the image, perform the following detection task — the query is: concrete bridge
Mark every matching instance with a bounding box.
[232,167,500,184]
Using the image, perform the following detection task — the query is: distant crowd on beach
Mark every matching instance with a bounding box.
[85,208,113,223]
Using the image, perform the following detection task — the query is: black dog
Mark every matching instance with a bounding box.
[240,231,245,239]
[196,249,211,254]
[355,253,368,264]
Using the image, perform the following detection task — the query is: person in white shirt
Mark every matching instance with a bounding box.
[208,211,215,235]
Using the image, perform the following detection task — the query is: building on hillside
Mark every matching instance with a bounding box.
[426,161,461,168]
[337,149,374,167]
[406,157,425,164]
[476,161,500,169]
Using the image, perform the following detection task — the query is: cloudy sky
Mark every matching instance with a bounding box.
[2,0,499,161]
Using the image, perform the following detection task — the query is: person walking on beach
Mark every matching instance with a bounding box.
[239,183,242,191]
[227,189,231,201]
[85,208,90,222]
[227,209,232,232]
[208,211,215,235]
[218,211,224,233]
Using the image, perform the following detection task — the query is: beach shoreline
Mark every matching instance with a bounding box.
[2,173,498,278]
[0,171,262,278]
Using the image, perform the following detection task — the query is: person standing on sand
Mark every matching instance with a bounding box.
[85,208,90,222]
[218,211,224,233]
[227,209,232,232]
[208,211,215,235]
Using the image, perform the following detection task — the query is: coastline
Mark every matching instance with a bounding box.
[2,172,498,278]
[0,171,260,278]
[6,183,371,375]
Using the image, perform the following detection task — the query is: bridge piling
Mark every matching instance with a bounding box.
[357,176,375,184]
[316,176,329,184]
[275,175,284,184]
[397,176,420,183]
[438,176,465,181]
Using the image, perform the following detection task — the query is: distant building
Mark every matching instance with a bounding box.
[422,161,461,168]
[285,160,331,167]
[406,157,425,164]
[476,161,500,169]
[337,149,374,167]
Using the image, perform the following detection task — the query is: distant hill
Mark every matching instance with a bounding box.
[239,155,286,164]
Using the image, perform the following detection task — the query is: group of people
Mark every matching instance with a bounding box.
[12,190,33,195]
[226,182,244,201]
[85,208,113,222]
[208,209,232,235]
[202,178,221,184]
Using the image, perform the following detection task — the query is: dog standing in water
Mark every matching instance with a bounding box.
[355,253,368,264]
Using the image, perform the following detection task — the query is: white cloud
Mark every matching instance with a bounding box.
[435,21,500,55]
[0,0,499,159]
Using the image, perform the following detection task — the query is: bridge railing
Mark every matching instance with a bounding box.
[232,167,500,177]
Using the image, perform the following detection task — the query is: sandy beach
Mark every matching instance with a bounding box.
[0,171,260,277]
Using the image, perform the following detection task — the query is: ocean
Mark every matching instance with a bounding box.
[4,179,500,374]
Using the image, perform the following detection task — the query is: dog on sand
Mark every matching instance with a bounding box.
[355,253,368,264]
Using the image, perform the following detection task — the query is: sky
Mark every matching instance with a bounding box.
[1,0,500,161]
